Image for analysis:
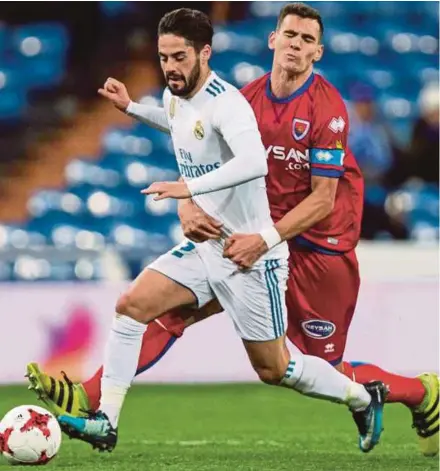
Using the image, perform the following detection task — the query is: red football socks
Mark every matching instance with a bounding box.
[83,317,182,410]
[343,361,426,408]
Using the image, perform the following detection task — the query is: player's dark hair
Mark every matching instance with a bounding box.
[158,8,214,52]
[277,3,324,40]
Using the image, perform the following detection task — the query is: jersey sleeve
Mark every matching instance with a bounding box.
[309,88,349,179]
[125,102,169,133]
[186,89,267,196]
[211,89,260,141]
[125,89,170,134]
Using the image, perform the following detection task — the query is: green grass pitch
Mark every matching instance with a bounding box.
[0,384,438,470]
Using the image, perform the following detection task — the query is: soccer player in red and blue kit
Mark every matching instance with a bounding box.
[27,3,438,456]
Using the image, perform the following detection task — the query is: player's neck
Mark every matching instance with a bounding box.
[185,67,213,100]
[270,67,313,99]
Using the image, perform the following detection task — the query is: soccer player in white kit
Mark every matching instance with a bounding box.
[58,8,385,453]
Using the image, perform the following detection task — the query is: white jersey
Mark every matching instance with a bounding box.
[162,72,288,261]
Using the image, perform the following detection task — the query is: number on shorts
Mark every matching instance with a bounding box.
[171,241,196,258]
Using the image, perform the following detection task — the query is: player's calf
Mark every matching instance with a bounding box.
[255,366,286,385]
[244,338,386,452]
[95,268,199,449]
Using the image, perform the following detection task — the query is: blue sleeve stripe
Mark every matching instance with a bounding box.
[311,168,344,178]
[310,148,345,167]
[213,78,226,92]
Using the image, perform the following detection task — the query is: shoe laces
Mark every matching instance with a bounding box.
[79,410,112,436]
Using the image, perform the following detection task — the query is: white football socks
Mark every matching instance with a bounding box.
[280,353,371,410]
[99,314,147,427]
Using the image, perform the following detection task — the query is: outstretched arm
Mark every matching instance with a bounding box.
[142,90,267,200]
[125,101,170,134]
[98,77,170,134]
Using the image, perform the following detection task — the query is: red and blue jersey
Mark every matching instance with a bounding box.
[241,72,364,253]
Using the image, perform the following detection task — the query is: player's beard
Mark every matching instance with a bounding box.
[166,60,201,98]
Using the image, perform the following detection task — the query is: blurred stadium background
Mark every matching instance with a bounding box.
[0,2,438,469]
[0,0,438,376]
[0,1,438,283]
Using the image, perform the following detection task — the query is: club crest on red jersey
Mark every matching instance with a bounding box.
[292,118,310,141]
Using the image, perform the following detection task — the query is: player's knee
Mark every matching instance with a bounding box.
[115,292,132,316]
[255,365,285,385]
[115,292,145,322]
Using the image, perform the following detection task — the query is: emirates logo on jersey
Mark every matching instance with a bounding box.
[292,118,310,141]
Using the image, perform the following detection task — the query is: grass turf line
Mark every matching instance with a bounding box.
[0,384,438,470]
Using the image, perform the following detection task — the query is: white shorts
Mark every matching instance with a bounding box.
[148,239,288,341]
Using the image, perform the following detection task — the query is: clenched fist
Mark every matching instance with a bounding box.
[98,77,131,111]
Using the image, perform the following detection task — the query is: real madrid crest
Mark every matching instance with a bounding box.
[169,97,176,119]
[194,120,204,140]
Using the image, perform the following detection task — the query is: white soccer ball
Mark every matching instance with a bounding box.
[0,405,62,465]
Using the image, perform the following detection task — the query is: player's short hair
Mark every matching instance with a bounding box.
[277,3,324,40]
[158,8,214,52]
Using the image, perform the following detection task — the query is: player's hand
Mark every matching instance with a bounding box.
[223,233,268,269]
[98,77,131,111]
[178,200,223,243]
[141,181,191,200]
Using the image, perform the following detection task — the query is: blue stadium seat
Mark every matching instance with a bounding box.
[65,159,122,189]
[388,119,414,147]
[0,224,47,251]
[66,187,140,222]
[100,1,133,17]
[27,189,85,218]
[0,224,46,251]
[27,213,86,240]
[11,257,101,282]
[365,185,388,207]
[0,261,13,281]
[378,94,417,121]
[103,213,180,252]
[9,23,68,59]
[213,26,266,56]
[0,65,28,92]
[102,126,174,158]
[211,51,272,85]
[8,23,68,89]
[18,59,65,88]
[388,183,440,240]
[0,89,27,120]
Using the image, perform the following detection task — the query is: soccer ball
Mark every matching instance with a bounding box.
[0,405,62,465]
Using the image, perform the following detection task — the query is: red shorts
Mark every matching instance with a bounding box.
[285,244,360,365]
